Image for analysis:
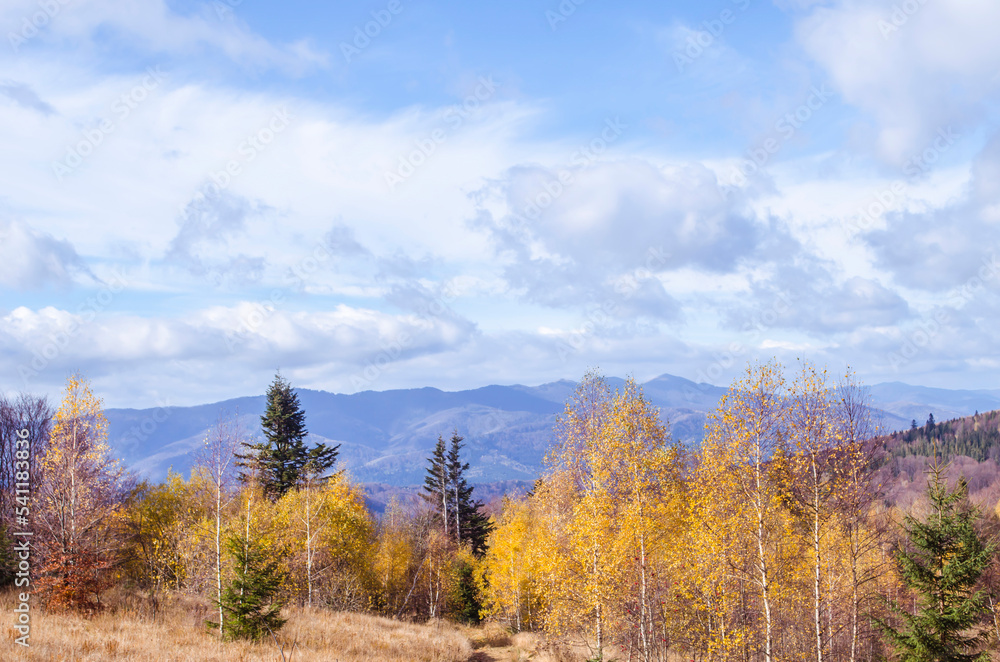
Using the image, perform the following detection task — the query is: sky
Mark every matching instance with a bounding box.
[1,0,999,409]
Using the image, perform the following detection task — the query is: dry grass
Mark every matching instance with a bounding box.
[461,624,589,662]
[0,588,474,661]
[0,588,598,662]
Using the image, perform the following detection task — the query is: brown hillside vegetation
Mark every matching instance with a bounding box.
[877,409,1000,510]
[0,588,581,662]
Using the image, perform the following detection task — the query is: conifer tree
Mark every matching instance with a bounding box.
[876,467,994,662]
[209,532,287,641]
[422,431,492,553]
[447,431,493,555]
[238,373,338,500]
[423,435,451,537]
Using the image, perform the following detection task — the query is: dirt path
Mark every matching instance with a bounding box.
[467,647,515,662]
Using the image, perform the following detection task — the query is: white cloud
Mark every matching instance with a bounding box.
[796,0,1000,163]
[1,0,328,74]
[0,218,92,289]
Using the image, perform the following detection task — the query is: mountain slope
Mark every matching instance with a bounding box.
[105,374,988,486]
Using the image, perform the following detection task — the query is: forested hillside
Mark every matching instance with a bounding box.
[4,364,1000,661]
[878,410,1000,510]
[887,410,1000,462]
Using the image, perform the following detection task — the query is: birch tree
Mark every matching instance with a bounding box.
[35,374,126,612]
[700,360,788,662]
[195,410,245,638]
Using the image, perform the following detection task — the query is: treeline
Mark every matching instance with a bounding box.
[478,364,1000,661]
[3,363,1000,662]
[887,410,1000,463]
[0,372,496,639]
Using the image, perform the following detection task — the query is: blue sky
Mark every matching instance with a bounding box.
[2,0,999,408]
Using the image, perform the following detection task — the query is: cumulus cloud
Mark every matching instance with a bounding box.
[864,130,1000,291]
[0,301,479,400]
[795,0,1000,163]
[726,266,911,335]
[0,219,93,289]
[472,159,783,317]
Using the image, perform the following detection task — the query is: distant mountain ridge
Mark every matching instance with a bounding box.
[104,374,1000,486]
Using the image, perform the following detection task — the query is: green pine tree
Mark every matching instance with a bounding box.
[447,431,493,556]
[422,435,451,537]
[876,466,995,662]
[208,532,287,642]
[238,373,339,499]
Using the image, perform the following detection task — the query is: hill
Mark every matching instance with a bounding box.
[104,374,999,487]
[879,409,1000,511]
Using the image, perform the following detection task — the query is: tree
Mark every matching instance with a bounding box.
[423,435,451,538]
[0,392,51,587]
[480,497,545,631]
[35,374,128,612]
[121,473,190,614]
[276,471,374,610]
[238,373,338,500]
[785,363,840,662]
[195,410,246,636]
[699,360,788,662]
[832,370,886,662]
[536,371,618,659]
[447,431,493,555]
[209,531,287,641]
[877,466,994,662]
[422,431,491,551]
[0,392,52,532]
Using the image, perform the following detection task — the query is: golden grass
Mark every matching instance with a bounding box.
[0,589,475,662]
[0,588,601,662]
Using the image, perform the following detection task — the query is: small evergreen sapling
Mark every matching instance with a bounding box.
[209,533,287,641]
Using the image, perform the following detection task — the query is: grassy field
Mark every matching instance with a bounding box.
[0,589,584,661]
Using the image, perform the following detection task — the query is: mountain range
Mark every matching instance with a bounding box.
[104,374,1000,487]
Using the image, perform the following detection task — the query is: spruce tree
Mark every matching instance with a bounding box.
[208,532,287,641]
[422,435,450,536]
[422,431,493,554]
[447,431,492,555]
[876,466,994,662]
[238,373,339,499]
